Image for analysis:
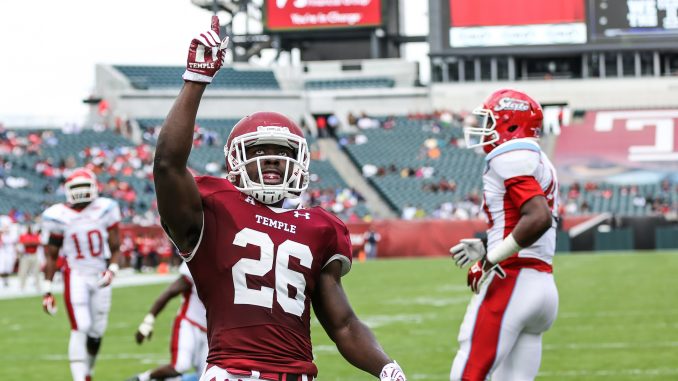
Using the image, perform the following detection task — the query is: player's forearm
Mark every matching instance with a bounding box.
[486,213,551,265]
[44,258,57,282]
[333,318,391,377]
[43,246,59,282]
[149,292,176,317]
[155,82,206,171]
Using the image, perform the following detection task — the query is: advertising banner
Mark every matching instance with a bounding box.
[449,0,587,47]
[266,0,382,31]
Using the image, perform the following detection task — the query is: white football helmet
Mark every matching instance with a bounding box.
[64,168,99,204]
[224,112,310,205]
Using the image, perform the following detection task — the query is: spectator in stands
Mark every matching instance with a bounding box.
[580,201,591,213]
[401,204,417,220]
[439,177,457,193]
[17,224,43,292]
[327,114,340,137]
[363,228,381,260]
[382,116,396,130]
[357,112,380,129]
[316,115,328,137]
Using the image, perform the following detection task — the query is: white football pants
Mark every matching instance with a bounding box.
[450,268,558,381]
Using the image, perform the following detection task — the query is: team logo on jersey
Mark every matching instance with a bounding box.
[494,98,530,112]
[293,211,310,219]
[244,196,256,205]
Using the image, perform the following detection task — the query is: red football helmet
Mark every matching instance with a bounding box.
[64,168,98,204]
[464,89,543,153]
[224,112,310,204]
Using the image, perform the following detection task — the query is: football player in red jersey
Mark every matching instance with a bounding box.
[152,16,406,381]
[40,168,122,381]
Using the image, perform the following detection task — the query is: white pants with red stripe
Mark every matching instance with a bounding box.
[64,269,112,338]
[450,268,558,381]
[171,317,208,374]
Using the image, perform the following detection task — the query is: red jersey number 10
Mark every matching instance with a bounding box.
[71,230,104,259]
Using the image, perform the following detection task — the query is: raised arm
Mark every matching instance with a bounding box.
[153,16,228,253]
[313,261,406,380]
[153,82,206,252]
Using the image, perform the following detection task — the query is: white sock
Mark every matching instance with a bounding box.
[70,361,88,381]
[138,370,152,381]
[86,353,96,375]
[69,331,88,381]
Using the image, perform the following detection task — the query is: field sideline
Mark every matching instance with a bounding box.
[1,251,677,380]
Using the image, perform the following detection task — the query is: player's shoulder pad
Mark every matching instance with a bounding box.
[486,139,541,180]
[195,175,238,198]
[313,207,349,232]
[95,196,119,209]
[42,203,66,220]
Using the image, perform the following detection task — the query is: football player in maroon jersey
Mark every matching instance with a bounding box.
[152,16,406,381]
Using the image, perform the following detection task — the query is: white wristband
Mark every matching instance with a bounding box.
[182,70,213,83]
[44,280,53,293]
[486,233,522,264]
[138,313,155,337]
[108,263,120,275]
[142,313,155,325]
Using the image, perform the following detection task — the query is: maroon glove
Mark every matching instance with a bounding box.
[42,293,57,316]
[183,15,230,83]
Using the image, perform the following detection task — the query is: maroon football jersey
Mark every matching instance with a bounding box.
[187,176,352,376]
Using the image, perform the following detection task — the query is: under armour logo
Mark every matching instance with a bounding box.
[244,196,255,205]
[293,211,310,219]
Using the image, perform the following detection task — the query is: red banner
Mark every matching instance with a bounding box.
[449,0,584,27]
[266,0,382,31]
[448,0,586,47]
[555,109,678,183]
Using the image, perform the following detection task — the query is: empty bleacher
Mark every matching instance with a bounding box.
[341,116,484,216]
[304,77,395,90]
[113,65,280,90]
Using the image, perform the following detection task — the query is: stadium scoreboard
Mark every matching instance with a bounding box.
[430,0,678,54]
[589,0,678,42]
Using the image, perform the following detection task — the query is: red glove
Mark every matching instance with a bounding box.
[97,263,119,288]
[467,259,506,294]
[42,293,57,316]
[183,15,230,83]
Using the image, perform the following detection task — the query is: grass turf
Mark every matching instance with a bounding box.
[1,251,677,380]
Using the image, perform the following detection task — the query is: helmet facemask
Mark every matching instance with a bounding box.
[464,107,499,149]
[225,126,310,205]
[65,177,98,205]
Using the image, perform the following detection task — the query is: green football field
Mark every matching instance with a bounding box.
[1,251,677,381]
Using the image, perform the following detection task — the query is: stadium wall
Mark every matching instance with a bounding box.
[430,77,678,111]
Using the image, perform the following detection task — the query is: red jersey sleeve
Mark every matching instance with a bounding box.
[504,175,545,209]
[195,175,237,198]
[322,212,353,276]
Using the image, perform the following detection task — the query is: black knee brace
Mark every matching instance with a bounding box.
[86,336,102,356]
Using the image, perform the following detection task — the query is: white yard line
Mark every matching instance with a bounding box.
[0,271,175,300]
[544,341,678,351]
[538,368,678,377]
